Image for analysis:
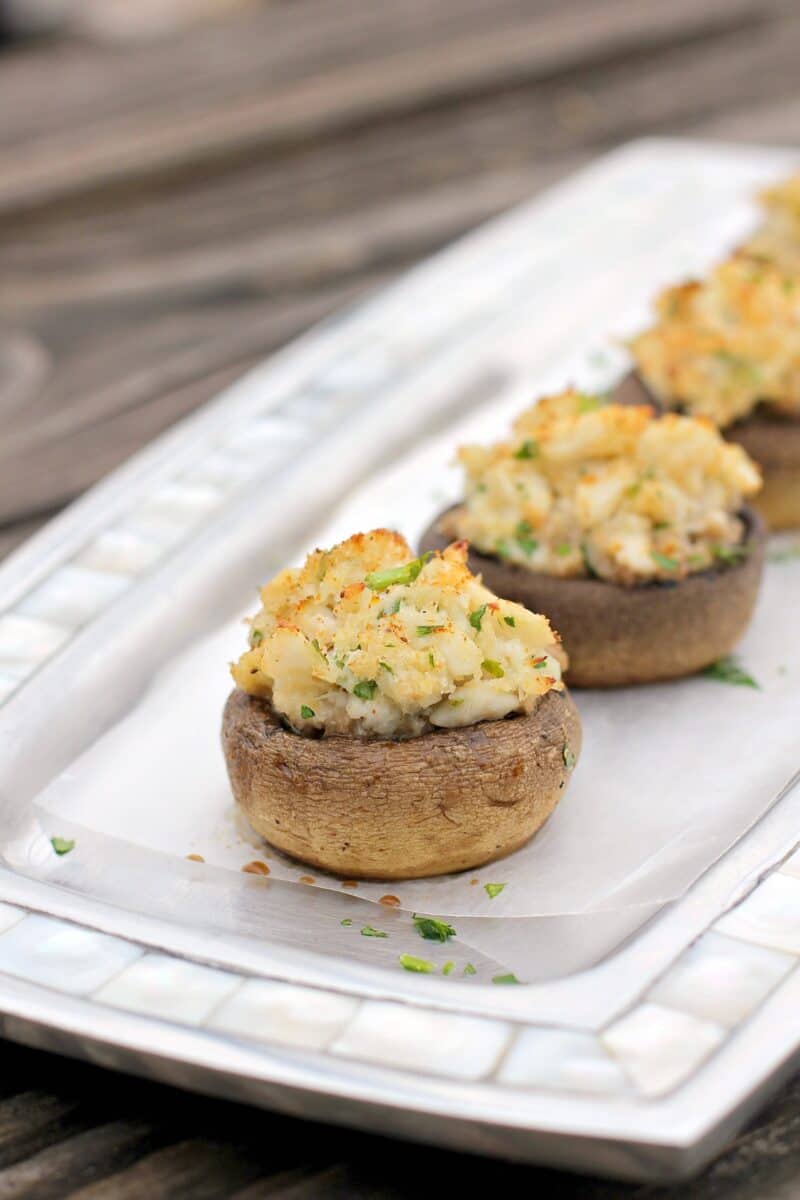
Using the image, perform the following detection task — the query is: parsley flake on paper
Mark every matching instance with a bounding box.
[399,954,436,974]
[703,657,759,689]
[361,926,388,939]
[463,963,477,976]
[412,914,456,943]
[484,883,506,899]
[51,837,75,856]
[492,973,520,985]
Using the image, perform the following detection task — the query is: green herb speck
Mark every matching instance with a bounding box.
[365,554,432,592]
[399,954,436,974]
[492,973,520,985]
[513,440,538,460]
[463,963,477,976]
[484,882,506,899]
[504,615,516,627]
[563,745,576,769]
[469,604,487,632]
[442,961,455,976]
[300,705,315,719]
[361,926,388,938]
[51,837,75,856]
[481,659,504,678]
[413,914,456,943]
[652,551,679,571]
[353,679,378,700]
[340,918,353,926]
[703,657,759,689]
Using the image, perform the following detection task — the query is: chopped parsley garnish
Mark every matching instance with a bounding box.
[712,543,749,565]
[495,539,512,561]
[399,954,436,974]
[555,543,572,557]
[379,660,394,673]
[463,963,477,976]
[580,542,598,577]
[503,615,516,627]
[449,698,464,707]
[428,652,436,668]
[515,520,538,557]
[703,657,759,689]
[412,914,456,943]
[310,638,325,658]
[714,349,760,381]
[51,837,75,856]
[300,705,315,719]
[481,659,504,678]
[492,973,520,985]
[365,554,432,592]
[340,918,353,926]
[442,961,455,976]
[563,745,576,769]
[249,628,263,647]
[531,655,548,670]
[652,551,679,571]
[484,882,506,899]
[513,439,538,460]
[416,625,445,637]
[353,679,378,700]
[577,393,603,413]
[469,604,487,632]
[361,926,388,938]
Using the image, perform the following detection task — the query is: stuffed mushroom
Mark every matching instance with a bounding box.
[626,254,800,529]
[223,530,580,879]
[420,391,765,688]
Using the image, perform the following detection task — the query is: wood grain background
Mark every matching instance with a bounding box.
[2,0,800,1194]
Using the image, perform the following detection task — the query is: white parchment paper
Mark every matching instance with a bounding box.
[34,544,800,920]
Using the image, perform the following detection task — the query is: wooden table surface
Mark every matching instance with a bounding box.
[2,0,800,1193]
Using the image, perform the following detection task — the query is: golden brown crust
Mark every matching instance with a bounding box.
[222,688,581,879]
[612,370,800,530]
[419,506,766,688]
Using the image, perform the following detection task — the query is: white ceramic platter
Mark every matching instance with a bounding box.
[2,139,800,1183]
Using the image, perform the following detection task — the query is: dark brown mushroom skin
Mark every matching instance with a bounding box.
[222,687,581,880]
[419,506,766,689]
[613,370,800,530]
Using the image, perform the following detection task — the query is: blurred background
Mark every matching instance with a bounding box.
[2,0,800,572]
[1,3,800,1196]
[1,0,800,571]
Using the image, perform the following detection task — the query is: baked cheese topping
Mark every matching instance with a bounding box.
[232,530,562,739]
[630,256,800,426]
[744,173,800,271]
[452,391,760,585]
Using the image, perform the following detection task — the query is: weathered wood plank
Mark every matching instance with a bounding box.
[0,0,771,215]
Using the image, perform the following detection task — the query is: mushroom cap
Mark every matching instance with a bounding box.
[419,506,766,688]
[222,687,581,880]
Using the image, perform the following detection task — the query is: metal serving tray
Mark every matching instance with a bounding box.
[1,139,800,1183]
